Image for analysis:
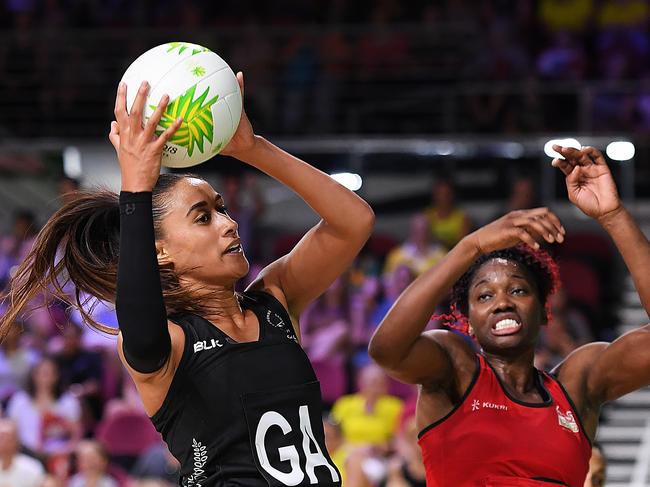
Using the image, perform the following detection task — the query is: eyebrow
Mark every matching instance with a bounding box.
[471,273,528,289]
[186,194,223,217]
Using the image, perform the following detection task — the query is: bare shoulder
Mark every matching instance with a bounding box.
[246,274,301,339]
[424,329,476,369]
[246,269,290,311]
[551,341,609,436]
[117,321,186,417]
[420,329,477,390]
[415,329,478,432]
[552,341,609,389]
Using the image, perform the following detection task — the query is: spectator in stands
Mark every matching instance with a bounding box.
[323,414,349,484]
[464,24,530,133]
[58,176,80,205]
[228,21,275,135]
[0,319,40,403]
[314,27,351,132]
[492,174,540,221]
[281,32,318,132]
[68,440,117,487]
[0,418,44,487]
[301,275,352,363]
[351,265,415,369]
[356,3,409,87]
[504,175,538,213]
[635,71,650,133]
[384,214,446,278]
[41,474,64,487]
[131,441,181,485]
[323,414,373,487]
[596,0,649,62]
[220,173,265,261]
[0,209,38,288]
[130,479,176,487]
[537,31,586,81]
[331,363,403,448]
[538,0,594,33]
[5,357,81,459]
[591,52,636,132]
[584,442,607,487]
[424,175,471,250]
[53,323,104,433]
[383,403,426,487]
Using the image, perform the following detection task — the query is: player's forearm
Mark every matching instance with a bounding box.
[369,237,479,367]
[234,136,374,238]
[599,206,650,316]
[116,192,171,373]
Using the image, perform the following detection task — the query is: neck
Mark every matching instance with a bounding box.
[35,389,54,401]
[435,204,452,217]
[482,348,538,394]
[84,473,101,486]
[362,392,380,407]
[197,286,246,328]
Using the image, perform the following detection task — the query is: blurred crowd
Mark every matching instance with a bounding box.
[0,171,615,486]
[1,0,650,136]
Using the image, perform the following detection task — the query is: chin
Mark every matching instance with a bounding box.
[481,336,536,356]
[230,259,250,281]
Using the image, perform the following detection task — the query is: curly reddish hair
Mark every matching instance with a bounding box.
[435,244,561,335]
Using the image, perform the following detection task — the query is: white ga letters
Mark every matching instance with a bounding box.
[255,405,340,486]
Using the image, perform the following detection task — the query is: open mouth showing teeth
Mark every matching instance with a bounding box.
[224,244,242,254]
[492,318,522,336]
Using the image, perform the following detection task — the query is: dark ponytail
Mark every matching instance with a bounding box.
[0,173,206,340]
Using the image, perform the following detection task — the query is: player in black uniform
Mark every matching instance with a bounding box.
[0,73,374,486]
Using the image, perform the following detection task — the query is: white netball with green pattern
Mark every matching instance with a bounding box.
[121,42,242,168]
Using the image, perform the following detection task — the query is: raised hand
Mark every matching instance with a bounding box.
[552,145,621,221]
[109,80,183,192]
[468,207,565,254]
[219,72,257,159]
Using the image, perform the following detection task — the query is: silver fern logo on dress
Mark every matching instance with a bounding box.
[183,438,208,486]
[267,310,297,343]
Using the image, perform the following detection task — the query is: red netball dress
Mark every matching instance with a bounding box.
[418,354,591,486]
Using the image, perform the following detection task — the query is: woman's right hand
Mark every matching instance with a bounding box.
[466,207,565,254]
[109,80,183,192]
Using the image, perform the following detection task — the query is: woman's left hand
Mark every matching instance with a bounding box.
[552,145,622,221]
[220,71,258,158]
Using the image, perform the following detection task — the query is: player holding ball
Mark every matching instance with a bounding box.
[369,145,650,486]
[1,68,374,486]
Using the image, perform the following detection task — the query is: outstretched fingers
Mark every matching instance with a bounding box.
[129,81,150,133]
[144,94,170,140]
[153,116,183,150]
[114,82,129,128]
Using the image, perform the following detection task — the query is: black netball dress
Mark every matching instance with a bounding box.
[152,291,341,487]
[116,192,340,487]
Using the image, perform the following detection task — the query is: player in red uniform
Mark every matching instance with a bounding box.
[369,145,650,486]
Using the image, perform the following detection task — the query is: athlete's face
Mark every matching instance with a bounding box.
[466,259,545,355]
[157,178,249,286]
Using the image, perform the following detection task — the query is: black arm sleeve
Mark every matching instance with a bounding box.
[116,191,171,373]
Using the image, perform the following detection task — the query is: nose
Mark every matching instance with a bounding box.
[219,212,239,238]
[492,290,515,313]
